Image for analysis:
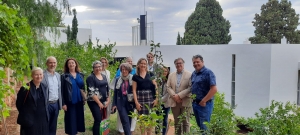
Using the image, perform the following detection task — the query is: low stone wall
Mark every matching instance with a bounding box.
[2,68,19,108]
[0,68,23,133]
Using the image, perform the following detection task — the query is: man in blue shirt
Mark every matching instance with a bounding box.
[191,54,217,130]
[115,57,136,78]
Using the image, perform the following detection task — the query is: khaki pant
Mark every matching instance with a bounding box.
[171,103,191,135]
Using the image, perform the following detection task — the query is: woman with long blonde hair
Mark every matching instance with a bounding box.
[132,58,158,135]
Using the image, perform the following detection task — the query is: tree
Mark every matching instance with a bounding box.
[49,39,117,76]
[66,25,72,42]
[249,0,300,44]
[182,0,231,45]
[2,0,70,31]
[63,9,78,43]
[71,9,78,42]
[2,0,71,66]
[176,32,182,45]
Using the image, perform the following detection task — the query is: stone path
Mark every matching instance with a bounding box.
[166,114,175,135]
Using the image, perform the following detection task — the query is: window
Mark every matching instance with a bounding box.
[231,54,236,108]
[297,71,300,105]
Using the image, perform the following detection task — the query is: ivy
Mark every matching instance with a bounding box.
[0,0,33,121]
[2,0,71,66]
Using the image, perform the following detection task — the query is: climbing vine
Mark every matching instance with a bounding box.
[0,0,33,121]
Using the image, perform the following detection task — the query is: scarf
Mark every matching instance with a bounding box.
[116,74,133,89]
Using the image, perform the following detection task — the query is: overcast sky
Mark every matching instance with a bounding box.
[60,0,300,46]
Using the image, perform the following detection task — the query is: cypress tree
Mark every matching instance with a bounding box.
[176,32,182,45]
[183,0,231,45]
[71,9,78,42]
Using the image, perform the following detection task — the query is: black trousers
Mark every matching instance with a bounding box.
[87,101,103,135]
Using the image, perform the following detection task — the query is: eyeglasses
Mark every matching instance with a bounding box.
[175,62,183,65]
[93,66,102,69]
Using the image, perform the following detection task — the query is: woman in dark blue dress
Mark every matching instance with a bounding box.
[61,58,85,135]
[86,60,110,135]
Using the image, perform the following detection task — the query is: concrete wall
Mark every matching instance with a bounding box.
[269,45,300,104]
[113,44,280,117]
[233,45,272,117]
[43,27,92,45]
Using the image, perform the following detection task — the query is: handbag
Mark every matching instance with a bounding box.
[127,93,134,102]
[17,85,34,127]
[100,108,110,135]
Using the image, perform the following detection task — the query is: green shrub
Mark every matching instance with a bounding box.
[247,100,300,135]
[187,92,238,135]
[204,92,238,135]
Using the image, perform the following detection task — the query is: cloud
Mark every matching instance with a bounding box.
[72,6,94,12]
[174,9,194,18]
[55,0,300,45]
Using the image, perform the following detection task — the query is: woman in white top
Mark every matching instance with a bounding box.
[100,57,112,117]
[100,57,111,84]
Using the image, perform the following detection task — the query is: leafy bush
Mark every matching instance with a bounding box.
[187,92,238,135]
[130,105,164,133]
[0,0,33,120]
[203,92,238,135]
[48,39,117,77]
[246,100,300,135]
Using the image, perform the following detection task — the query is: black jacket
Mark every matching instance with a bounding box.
[16,81,49,127]
[112,77,135,111]
[61,72,85,105]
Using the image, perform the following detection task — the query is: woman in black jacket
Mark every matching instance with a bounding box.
[16,67,49,135]
[86,60,110,135]
[61,58,85,135]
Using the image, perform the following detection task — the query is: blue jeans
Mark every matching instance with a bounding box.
[156,105,170,135]
[192,101,214,130]
[117,95,132,135]
[162,106,170,135]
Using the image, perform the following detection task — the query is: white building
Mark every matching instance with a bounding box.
[43,27,92,45]
[113,44,300,117]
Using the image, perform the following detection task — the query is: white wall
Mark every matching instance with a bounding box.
[43,27,92,45]
[269,45,300,104]
[233,45,272,117]
[113,44,279,117]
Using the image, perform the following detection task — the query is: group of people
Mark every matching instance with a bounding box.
[16,52,217,135]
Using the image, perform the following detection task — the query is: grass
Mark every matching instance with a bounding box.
[57,105,119,135]
[56,105,176,135]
